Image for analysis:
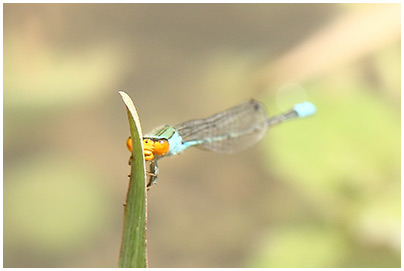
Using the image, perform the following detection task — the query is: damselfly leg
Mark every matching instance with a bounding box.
[127,155,158,189]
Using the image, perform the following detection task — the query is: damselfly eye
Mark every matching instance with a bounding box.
[154,139,169,156]
[126,137,133,152]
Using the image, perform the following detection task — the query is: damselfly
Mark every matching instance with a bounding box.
[126,100,316,188]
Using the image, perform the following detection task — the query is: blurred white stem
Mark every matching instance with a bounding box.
[256,4,400,91]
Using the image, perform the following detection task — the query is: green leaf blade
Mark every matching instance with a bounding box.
[118,91,147,268]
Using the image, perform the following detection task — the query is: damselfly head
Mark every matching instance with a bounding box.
[142,137,169,161]
[127,137,169,161]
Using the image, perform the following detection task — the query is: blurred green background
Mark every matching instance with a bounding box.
[3,3,400,268]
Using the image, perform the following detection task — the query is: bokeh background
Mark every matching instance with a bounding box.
[3,3,401,268]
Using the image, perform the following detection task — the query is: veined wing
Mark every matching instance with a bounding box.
[175,100,269,153]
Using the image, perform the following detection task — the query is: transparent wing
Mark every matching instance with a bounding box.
[175,100,269,153]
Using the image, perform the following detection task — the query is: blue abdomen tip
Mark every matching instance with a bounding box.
[293,102,316,118]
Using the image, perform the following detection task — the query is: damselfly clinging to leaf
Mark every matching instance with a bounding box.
[126,100,316,188]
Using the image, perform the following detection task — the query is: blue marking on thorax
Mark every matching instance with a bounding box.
[167,130,201,156]
[146,125,203,157]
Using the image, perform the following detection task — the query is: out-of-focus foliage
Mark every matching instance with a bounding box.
[251,46,400,267]
[3,3,400,268]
